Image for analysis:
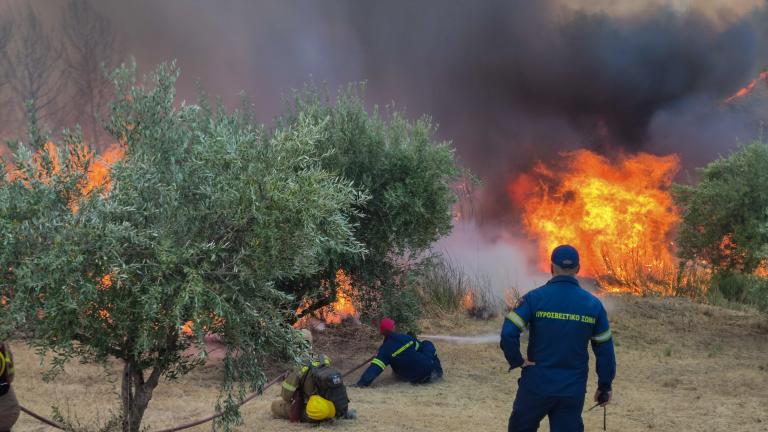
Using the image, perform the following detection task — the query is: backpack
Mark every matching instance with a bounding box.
[308,364,349,417]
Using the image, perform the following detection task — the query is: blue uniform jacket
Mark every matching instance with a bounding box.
[357,332,433,386]
[501,275,616,396]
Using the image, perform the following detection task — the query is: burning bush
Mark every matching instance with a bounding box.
[510,150,680,295]
[277,85,463,327]
[460,286,499,320]
[414,255,501,320]
[675,142,768,275]
[675,141,768,311]
[294,269,362,330]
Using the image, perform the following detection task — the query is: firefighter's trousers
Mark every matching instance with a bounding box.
[508,384,585,432]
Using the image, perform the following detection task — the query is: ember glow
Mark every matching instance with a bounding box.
[509,150,680,294]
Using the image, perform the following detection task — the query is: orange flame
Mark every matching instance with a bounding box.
[5,142,124,211]
[82,145,125,195]
[181,320,195,337]
[322,269,359,324]
[509,150,680,294]
[461,291,474,310]
[725,70,768,103]
[294,269,360,328]
[180,314,225,337]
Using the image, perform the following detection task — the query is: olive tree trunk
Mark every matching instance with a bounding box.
[121,360,162,432]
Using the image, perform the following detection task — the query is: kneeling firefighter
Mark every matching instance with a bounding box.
[356,318,443,387]
[271,330,355,422]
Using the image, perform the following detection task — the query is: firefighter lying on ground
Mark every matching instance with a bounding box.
[0,341,20,432]
[271,329,357,422]
[355,318,443,387]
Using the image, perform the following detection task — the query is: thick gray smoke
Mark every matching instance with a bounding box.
[12,0,768,288]
[79,0,768,175]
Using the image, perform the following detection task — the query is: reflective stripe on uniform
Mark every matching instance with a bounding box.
[309,355,331,367]
[282,381,297,392]
[0,351,5,376]
[392,341,414,358]
[591,329,612,343]
[506,311,526,330]
[415,341,420,352]
[371,358,386,370]
[301,366,309,374]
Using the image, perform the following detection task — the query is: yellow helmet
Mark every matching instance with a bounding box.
[305,395,336,421]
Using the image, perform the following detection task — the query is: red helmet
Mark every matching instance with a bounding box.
[379,317,395,335]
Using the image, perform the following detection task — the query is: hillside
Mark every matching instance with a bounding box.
[12,294,768,431]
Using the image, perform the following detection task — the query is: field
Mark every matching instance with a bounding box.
[11,294,768,431]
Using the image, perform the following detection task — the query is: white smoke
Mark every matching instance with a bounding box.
[433,221,549,296]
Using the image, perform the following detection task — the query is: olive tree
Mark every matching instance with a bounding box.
[279,85,463,327]
[674,141,768,273]
[0,62,363,431]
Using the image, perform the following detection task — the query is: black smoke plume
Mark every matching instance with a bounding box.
[12,0,768,220]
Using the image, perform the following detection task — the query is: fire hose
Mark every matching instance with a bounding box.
[18,354,375,432]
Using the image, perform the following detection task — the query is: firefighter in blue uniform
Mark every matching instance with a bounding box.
[356,318,443,387]
[501,245,616,432]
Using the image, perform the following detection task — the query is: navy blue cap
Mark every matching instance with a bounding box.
[551,245,579,269]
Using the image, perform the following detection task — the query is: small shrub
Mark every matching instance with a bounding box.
[462,275,500,320]
[707,344,723,358]
[355,265,423,333]
[672,262,710,300]
[503,286,523,311]
[708,271,768,313]
[379,279,423,333]
[413,255,469,314]
[412,254,502,320]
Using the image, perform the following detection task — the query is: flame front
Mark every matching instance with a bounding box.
[509,150,680,294]
[321,269,359,324]
[725,70,768,102]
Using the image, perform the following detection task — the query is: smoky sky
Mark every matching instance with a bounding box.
[23,0,768,193]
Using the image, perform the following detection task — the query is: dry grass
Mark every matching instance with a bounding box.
[11,295,768,431]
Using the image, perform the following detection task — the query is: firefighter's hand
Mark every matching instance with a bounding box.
[522,359,536,368]
[594,390,612,406]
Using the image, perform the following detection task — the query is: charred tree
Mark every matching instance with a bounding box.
[0,15,11,87]
[2,5,66,147]
[0,15,13,137]
[62,0,125,147]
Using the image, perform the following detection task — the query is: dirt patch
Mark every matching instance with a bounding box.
[11,296,768,431]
